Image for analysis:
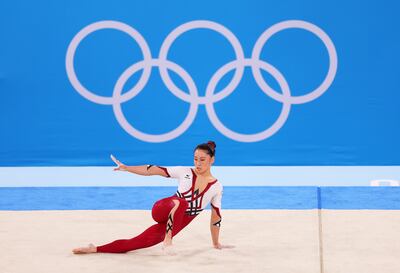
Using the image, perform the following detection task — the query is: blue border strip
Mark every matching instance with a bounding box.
[0,187,399,210]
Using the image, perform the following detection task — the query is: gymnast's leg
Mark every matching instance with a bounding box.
[72,197,189,254]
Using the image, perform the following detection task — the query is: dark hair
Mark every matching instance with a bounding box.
[194,141,216,157]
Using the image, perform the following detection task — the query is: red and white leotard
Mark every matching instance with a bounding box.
[164,166,223,217]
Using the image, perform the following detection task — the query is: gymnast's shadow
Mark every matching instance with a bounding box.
[135,246,215,257]
[179,246,214,257]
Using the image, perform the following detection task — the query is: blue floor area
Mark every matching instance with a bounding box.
[0,187,399,210]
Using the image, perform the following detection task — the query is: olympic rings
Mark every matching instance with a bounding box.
[66,20,337,142]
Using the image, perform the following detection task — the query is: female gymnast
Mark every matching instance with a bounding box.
[72,141,232,255]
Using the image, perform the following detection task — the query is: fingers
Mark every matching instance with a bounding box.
[214,244,235,250]
[213,243,222,249]
[221,245,235,249]
[110,154,120,166]
[113,165,127,171]
[111,154,127,171]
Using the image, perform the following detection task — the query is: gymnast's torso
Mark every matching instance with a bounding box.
[165,166,223,216]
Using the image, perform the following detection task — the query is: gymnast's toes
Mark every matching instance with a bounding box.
[72,243,97,254]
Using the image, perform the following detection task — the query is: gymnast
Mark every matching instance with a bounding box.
[72,141,232,255]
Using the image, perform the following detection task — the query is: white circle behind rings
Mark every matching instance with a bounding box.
[158,20,245,104]
[205,59,292,142]
[112,59,199,142]
[251,20,338,104]
[65,20,152,105]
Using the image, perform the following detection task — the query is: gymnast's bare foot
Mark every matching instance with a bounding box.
[162,244,176,256]
[72,243,97,254]
[162,240,176,256]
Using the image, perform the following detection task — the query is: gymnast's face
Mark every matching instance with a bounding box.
[194,149,214,175]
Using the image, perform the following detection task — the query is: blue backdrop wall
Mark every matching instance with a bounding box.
[0,0,399,166]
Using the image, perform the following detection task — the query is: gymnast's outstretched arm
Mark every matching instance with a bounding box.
[111,155,169,177]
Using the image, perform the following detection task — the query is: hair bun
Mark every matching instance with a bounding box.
[207,141,216,150]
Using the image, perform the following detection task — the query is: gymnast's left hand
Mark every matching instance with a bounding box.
[110,155,127,171]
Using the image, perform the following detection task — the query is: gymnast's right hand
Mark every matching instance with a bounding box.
[110,154,127,171]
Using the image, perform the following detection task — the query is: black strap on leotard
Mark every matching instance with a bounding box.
[213,219,221,227]
[166,214,174,233]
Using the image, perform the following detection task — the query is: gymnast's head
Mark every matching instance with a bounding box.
[193,141,216,175]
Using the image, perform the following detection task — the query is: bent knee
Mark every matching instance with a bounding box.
[152,198,185,223]
[171,200,179,209]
